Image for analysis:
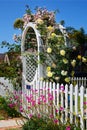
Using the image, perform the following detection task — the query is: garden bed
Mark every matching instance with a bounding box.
[0,96,22,120]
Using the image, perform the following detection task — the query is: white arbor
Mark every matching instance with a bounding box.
[21,22,68,88]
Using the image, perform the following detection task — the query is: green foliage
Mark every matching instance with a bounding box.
[25,5,32,15]
[0,41,21,52]
[0,96,21,118]
[0,40,21,89]
[13,18,24,29]
[3,102,21,118]
[0,52,22,89]
[22,116,81,130]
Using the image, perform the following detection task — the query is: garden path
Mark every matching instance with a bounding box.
[0,118,26,130]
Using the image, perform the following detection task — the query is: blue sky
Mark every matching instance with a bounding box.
[0,0,87,53]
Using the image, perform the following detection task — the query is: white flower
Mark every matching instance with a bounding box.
[40,77,44,81]
[82,57,87,63]
[47,26,54,32]
[61,70,67,76]
[71,60,76,67]
[46,67,51,71]
[63,58,68,64]
[55,77,60,81]
[60,50,66,56]
[47,48,52,53]
[65,77,70,82]
[47,71,53,77]
[51,33,57,37]
[36,18,44,24]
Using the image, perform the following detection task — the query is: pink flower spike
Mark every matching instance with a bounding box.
[47,88,50,91]
[38,114,41,118]
[66,126,70,130]
[60,106,64,111]
[31,100,36,106]
[60,85,65,91]
[54,119,58,124]
[43,99,46,103]
[55,109,58,113]
[28,106,31,109]
[19,106,23,112]
[49,114,54,118]
[38,101,41,105]
[83,102,87,105]
[29,114,33,118]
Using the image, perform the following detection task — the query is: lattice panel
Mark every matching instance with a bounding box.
[25,54,38,82]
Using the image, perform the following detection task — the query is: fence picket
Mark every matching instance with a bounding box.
[86,88,87,129]
[80,85,84,130]
[75,85,78,125]
[70,84,73,123]
[53,82,56,117]
[46,82,49,114]
[60,84,64,122]
[65,84,68,122]
[56,83,60,110]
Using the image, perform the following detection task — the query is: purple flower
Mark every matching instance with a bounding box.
[48,93,53,101]
[60,106,64,111]
[60,85,65,91]
[19,106,23,112]
[83,102,87,105]
[66,126,70,130]
[54,119,58,124]
[49,114,54,118]
[29,114,33,118]
[55,109,58,113]
[8,103,14,108]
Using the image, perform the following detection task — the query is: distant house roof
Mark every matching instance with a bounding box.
[0,53,10,65]
[0,53,5,62]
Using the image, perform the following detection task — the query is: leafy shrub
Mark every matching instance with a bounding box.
[22,116,81,130]
[0,96,21,118]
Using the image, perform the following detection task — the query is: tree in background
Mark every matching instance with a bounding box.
[0,39,22,90]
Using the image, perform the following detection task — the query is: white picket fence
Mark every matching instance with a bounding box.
[0,77,13,97]
[70,77,87,88]
[22,80,87,130]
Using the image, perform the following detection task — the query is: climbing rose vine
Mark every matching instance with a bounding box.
[14,6,87,84]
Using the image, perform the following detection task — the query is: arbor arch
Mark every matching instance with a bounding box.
[21,22,43,84]
[21,22,68,85]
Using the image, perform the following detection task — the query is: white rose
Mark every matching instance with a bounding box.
[47,48,52,53]
[61,70,67,76]
[60,50,66,56]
